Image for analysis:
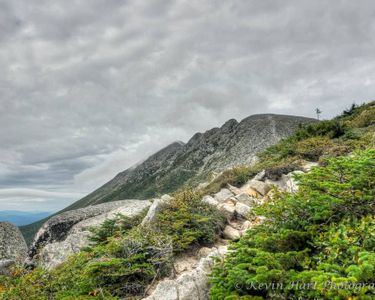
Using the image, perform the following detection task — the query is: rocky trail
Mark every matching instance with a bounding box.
[0,161,316,299]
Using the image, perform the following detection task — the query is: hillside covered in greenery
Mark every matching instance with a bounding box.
[209,102,375,299]
[1,101,374,299]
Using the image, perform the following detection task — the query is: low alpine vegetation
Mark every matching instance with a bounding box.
[203,101,375,195]
[209,149,375,299]
[0,190,225,299]
[155,189,226,254]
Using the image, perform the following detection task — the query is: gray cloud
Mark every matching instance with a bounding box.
[1,0,375,211]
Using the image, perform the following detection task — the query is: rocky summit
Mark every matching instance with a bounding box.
[21,113,315,243]
[62,114,316,210]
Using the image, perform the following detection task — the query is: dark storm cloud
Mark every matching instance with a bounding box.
[1,0,375,210]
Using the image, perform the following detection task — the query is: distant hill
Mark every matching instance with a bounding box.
[0,210,52,226]
[20,113,315,244]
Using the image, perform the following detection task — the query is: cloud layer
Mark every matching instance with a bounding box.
[1,0,375,211]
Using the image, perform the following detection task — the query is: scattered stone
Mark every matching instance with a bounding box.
[198,247,214,258]
[254,170,266,181]
[282,171,304,193]
[240,220,252,232]
[176,273,200,300]
[146,280,178,300]
[214,188,234,203]
[174,255,198,274]
[144,247,227,300]
[141,199,166,225]
[217,245,228,256]
[247,180,271,196]
[223,197,237,205]
[302,162,319,172]
[227,184,242,195]
[202,195,218,207]
[235,193,257,206]
[240,185,260,197]
[264,178,284,190]
[217,203,235,219]
[235,202,251,219]
[223,225,241,240]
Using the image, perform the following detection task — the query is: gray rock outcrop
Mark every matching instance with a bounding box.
[22,114,316,241]
[141,195,172,226]
[0,222,27,274]
[213,188,234,203]
[144,246,227,300]
[28,200,151,269]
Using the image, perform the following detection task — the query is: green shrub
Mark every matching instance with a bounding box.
[294,137,334,161]
[294,119,348,140]
[88,209,148,245]
[0,190,225,299]
[155,189,226,253]
[0,227,172,299]
[210,149,375,299]
[349,106,375,128]
[83,227,173,297]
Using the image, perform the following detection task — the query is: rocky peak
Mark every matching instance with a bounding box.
[22,113,316,242]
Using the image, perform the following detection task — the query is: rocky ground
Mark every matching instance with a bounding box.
[0,160,317,299]
[142,163,317,300]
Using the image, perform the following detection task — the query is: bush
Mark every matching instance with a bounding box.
[88,209,148,245]
[83,227,173,297]
[294,120,348,140]
[349,106,375,128]
[0,228,173,299]
[0,190,225,299]
[210,149,375,299]
[155,190,226,253]
[294,137,334,161]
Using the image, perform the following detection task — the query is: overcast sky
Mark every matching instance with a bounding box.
[1,0,375,212]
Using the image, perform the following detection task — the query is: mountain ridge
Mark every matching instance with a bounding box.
[20,113,316,243]
[57,113,317,211]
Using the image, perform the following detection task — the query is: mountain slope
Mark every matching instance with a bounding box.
[64,114,316,211]
[20,113,315,243]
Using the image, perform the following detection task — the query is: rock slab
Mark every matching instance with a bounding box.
[144,246,227,300]
[28,200,151,269]
[0,222,27,275]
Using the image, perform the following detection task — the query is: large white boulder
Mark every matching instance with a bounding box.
[213,188,234,203]
[141,197,170,225]
[235,193,257,207]
[223,225,241,240]
[143,246,227,300]
[28,200,151,269]
[246,179,271,196]
[0,222,27,275]
[235,202,251,219]
[282,171,304,193]
[201,195,219,207]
